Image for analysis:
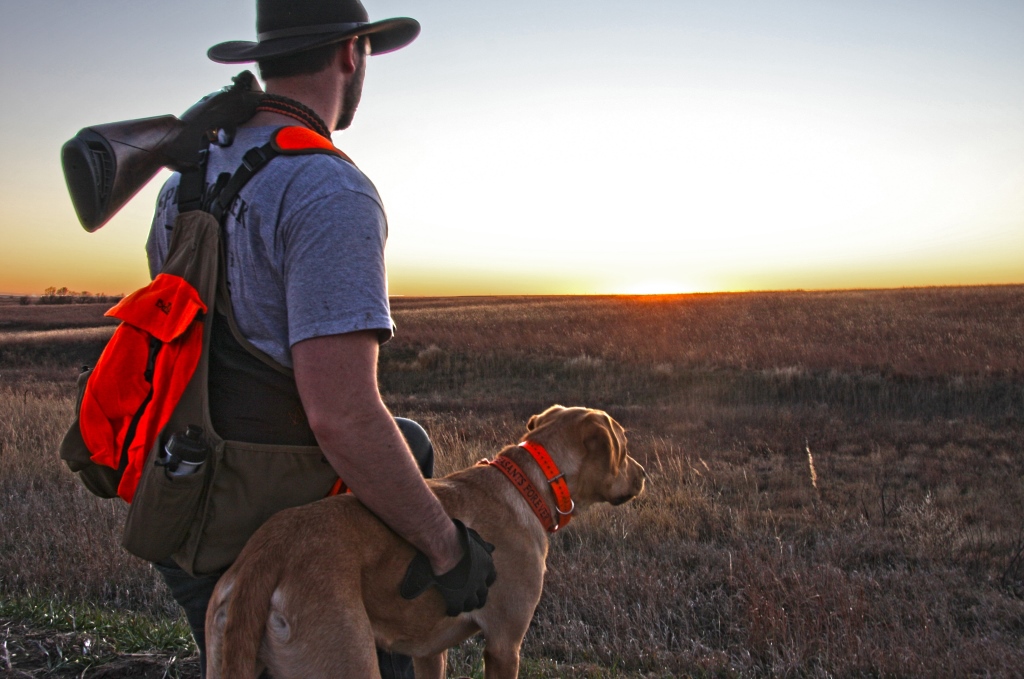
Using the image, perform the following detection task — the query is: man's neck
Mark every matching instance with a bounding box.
[244,74,342,132]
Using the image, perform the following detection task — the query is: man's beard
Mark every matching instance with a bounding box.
[335,54,365,131]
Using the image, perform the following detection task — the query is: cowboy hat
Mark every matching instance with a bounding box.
[208,0,419,63]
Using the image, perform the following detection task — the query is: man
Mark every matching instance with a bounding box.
[145,1,494,676]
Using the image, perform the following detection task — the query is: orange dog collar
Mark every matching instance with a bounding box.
[488,440,574,533]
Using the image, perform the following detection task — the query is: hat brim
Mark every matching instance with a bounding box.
[208,17,419,63]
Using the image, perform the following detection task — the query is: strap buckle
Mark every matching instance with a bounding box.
[242,146,268,172]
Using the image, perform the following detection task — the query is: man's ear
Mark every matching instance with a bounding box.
[337,37,360,74]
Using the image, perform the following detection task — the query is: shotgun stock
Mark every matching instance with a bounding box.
[62,71,264,232]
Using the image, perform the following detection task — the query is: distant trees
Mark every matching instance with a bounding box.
[34,287,123,305]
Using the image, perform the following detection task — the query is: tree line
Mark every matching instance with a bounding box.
[19,287,124,305]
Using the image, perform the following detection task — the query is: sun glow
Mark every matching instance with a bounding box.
[366,76,1023,296]
[614,280,705,296]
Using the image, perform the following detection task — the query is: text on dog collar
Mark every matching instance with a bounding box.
[488,441,574,532]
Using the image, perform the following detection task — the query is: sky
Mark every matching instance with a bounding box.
[0,0,1021,296]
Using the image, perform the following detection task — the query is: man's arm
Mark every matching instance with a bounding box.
[291,330,463,575]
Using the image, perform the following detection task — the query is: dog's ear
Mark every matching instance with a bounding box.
[527,405,566,432]
[580,410,625,476]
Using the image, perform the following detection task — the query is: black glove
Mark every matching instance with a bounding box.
[400,518,497,616]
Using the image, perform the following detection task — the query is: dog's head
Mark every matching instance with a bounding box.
[522,405,645,511]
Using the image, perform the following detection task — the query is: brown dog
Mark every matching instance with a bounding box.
[205,405,646,678]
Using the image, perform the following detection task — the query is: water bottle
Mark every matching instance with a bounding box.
[157,425,209,477]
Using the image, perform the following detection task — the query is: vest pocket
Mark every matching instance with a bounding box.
[121,436,208,563]
[177,439,339,575]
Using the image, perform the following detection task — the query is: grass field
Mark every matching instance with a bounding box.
[2,287,1023,677]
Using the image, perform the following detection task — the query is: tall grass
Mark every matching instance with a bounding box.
[0,386,175,616]
[2,287,1024,677]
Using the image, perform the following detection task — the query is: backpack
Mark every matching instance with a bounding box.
[60,126,353,574]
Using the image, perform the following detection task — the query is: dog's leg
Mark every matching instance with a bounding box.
[477,622,532,679]
[262,592,381,679]
[482,644,521,679]
[265,625,381,679]
[412,650,446,679]
[205,577,232,679]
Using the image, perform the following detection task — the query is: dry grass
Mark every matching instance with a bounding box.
[0,302,117,332]
[2,286,1024,677]
[0,327,115,345]
[0,386,174,615]
[390,286,1024,376]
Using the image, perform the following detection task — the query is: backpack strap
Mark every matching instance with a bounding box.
[206,126,353,377]
[208,126,352,221]
[177,144,211,213]
[207,144,275,222]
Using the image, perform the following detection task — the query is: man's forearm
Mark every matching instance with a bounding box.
[314,400,462,574]
[292,331,462,575]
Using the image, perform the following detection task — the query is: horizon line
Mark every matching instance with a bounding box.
[9,282,1022,300]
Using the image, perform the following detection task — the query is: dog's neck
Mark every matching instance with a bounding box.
[494,442,581,533]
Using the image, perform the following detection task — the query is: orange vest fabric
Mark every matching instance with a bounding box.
[80,273,207,502]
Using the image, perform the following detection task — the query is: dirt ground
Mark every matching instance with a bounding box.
[1,619,199,679]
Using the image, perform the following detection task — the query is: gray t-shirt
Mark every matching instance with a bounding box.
[147,126,394,369]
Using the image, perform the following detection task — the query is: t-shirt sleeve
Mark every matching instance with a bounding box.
[279,183,394,347]
[146,174,180,279]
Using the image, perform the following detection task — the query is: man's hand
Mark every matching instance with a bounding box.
[400,519,497,616]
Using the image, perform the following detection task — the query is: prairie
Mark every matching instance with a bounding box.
[2,286,1023,677]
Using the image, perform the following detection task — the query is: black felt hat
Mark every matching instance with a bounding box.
[208,0,419,63]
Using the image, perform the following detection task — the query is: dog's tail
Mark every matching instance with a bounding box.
[213,533,284,679]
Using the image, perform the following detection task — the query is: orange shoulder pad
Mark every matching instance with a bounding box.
[271,126,354,165]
